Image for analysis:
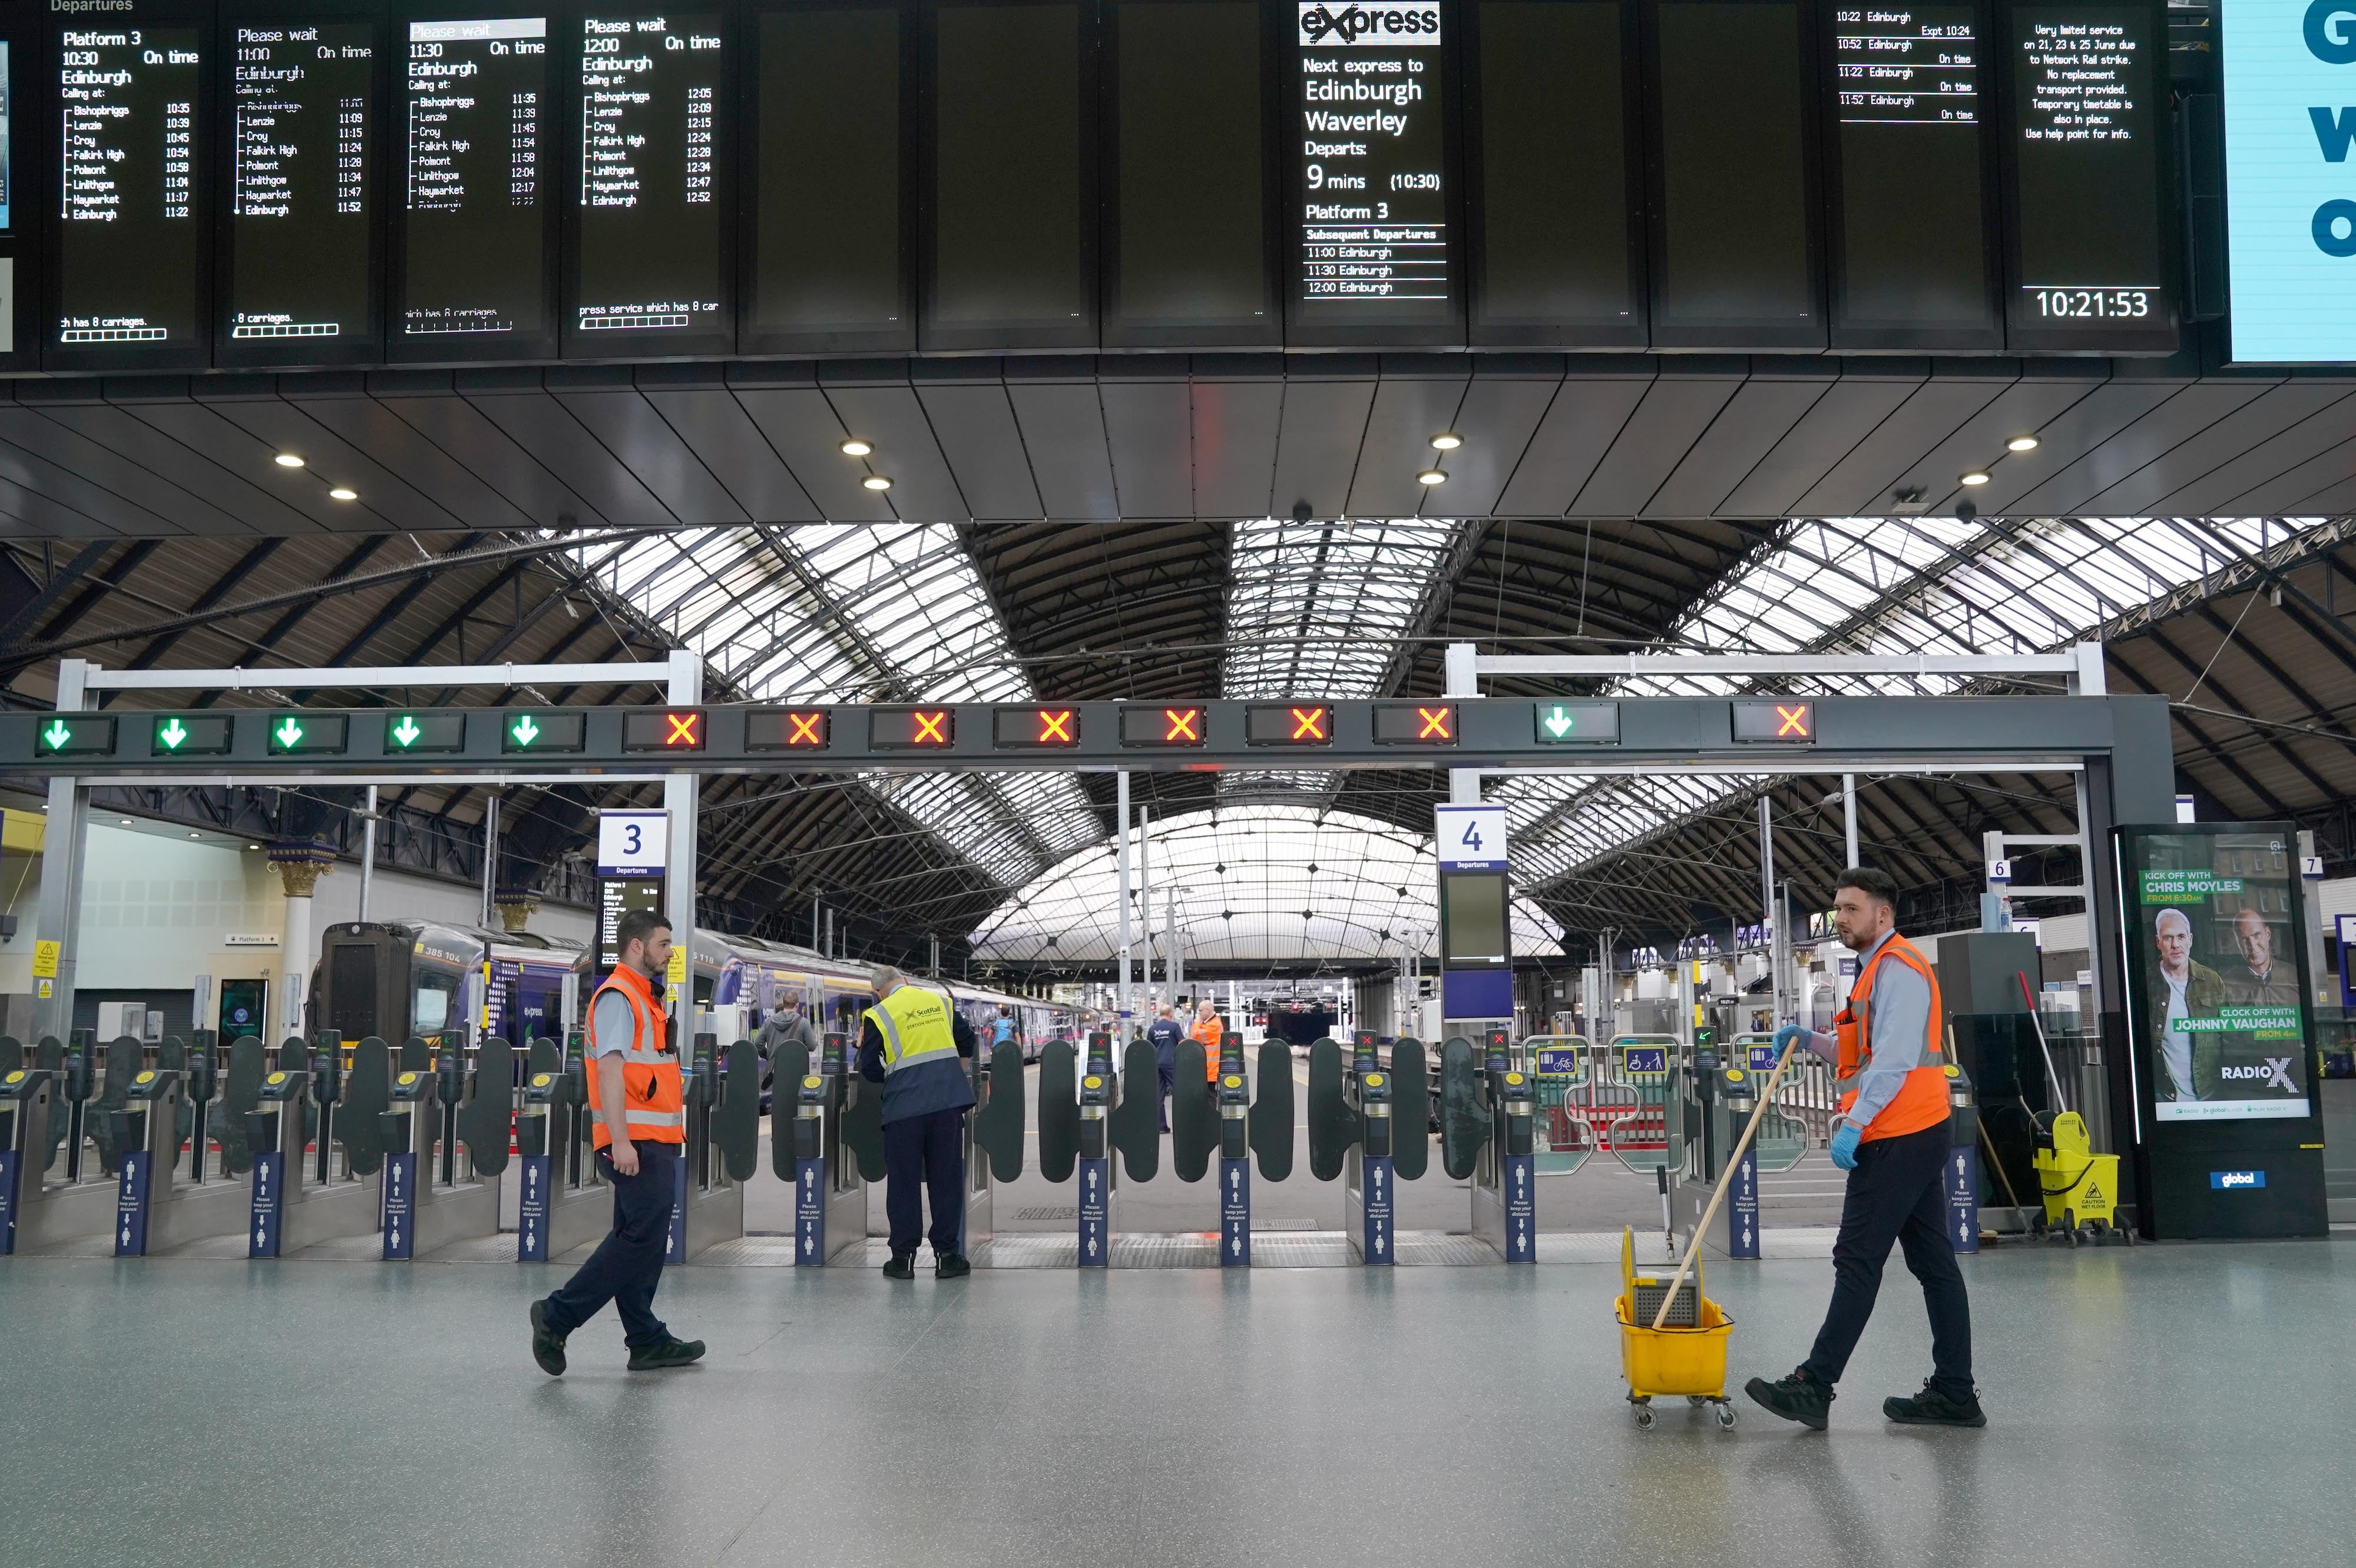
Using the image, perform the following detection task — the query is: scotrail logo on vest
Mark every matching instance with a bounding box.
[2223,2,2356,360]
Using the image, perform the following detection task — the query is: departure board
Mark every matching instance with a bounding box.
[568,10,730,354]
[1646,1,1824,349]
[396,15,556,357]
[53,19,210,365]
[1292,0,1457,342]
[2001,2,2174,352]
[220,18,379,363]
[1825,4,1999,347]
[743,6,907,354]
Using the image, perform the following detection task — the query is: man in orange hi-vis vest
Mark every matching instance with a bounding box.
[530,909,706,1377]
[1746,867,1980,1432]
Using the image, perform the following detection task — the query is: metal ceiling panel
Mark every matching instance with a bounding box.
[21,399,337,538]
[1642,369,1835,519]
[0,467,120,537]
[1007,380,1119,520]
[2093,382,2356,517]
[1892,371,2109,517]
[1349,364,1470,517]
[117,399,369,534]
[2004,380,2280,517]
[1098,377,1193,517]
[1190,375,1284,518]
[730,381,902,522]
[2208,428,2356,515]
[373,380,619,531]
[0,406,223,536]
[461,380,678,529]
[633,379,820,524]
[1575,360,1745,516]
[1713,372,1920,517]
[1946,379,2180,516]
[1791,366,2013,517]
[2263,449,2356,514]
[1269,366,1377,520]
[1492,366,1653,515]
[289,387,544,533]
[913,375,1043,520]
[198,392,468,536]
[1427,367,1561,517]
[550,386,749,527]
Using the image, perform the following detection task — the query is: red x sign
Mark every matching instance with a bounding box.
[1291,706,1328,741]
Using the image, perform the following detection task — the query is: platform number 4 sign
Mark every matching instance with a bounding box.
[1435,805,1510,871]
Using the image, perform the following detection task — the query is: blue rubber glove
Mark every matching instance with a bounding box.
[1829,1123,1863,1170]
[1772,1024,1809,1060]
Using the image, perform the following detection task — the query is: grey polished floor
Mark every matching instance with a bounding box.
[1,1238,2345,1568]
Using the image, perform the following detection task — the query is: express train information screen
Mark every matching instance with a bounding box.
[1292,0,1456,341]
[397,15,555,355]
[569,9,730,353]
[54,21,209,364]
[2002,1,2175,351]
[221,19,379,363]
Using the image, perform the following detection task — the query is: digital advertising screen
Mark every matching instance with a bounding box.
[2000,1,2175,352]
[2121,829,2315,1124]
[395,12,557,357]
[219,12,381,364]
[568,9,730,354]
[52,10,211,367]
[1290,0,1458,343]
[2221,0,2356,362]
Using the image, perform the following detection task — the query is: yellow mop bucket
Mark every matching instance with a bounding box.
[1615,1227,1737,1430]
[2034,1111,2122,1242]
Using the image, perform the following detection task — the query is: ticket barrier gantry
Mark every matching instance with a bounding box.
[0,1034,125,1251]
[776,1031,881,1265]
[515,1038,610,1262]
[665,1032,759,1264]
[376,1046,504,1261]
[245,1038,383,1257]
[1466,1032,1538,1264]
[1671,1033,1815,1257]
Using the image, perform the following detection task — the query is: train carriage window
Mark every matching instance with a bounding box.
[414,972,457,1035]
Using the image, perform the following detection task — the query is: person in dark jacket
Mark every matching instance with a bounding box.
[858,965,978,1279]
[1145,1004,1185,1132]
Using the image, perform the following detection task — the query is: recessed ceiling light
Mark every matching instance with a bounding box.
[274,453,305,468]
[329,487,358,501]
[2006,435,2040,452]
[1958,471,1991,486]
[247,843,260,851]
[1416,468,1448,486]
[188,831,201,839]
[862,475,894,492]
[1430,432,1462,451]
[839,438,873,457]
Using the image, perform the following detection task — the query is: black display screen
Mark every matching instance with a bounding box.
[1290,0,1455,343]
[1646,1,1823,349]
[1,40,15,233]
[1825,2,1998,347]
[220,16,380,363]
[1468,1,1640,345]
[743,5,907,354]
[568,9,730,353]
[396,14,555,356]
[926,4,1092,350]
[1106,1,1272,346]
[53,16,210,366]
[2001,2,2173,352]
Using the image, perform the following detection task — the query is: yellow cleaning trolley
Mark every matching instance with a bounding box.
[1616,1227,1736,1430]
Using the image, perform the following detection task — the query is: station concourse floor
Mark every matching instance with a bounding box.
[2,1236,2348,1568]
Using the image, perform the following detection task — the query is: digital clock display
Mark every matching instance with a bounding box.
[2001,2,2175,351]
[220,16,380,365]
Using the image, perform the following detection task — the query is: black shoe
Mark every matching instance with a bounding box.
[627,1338,706,1371]
[528,1299,567,1378]
[1744,1368,1834,1430]
[882,1253,916,1279]
[1884,1380,1987,1428]
[935,1252,971,1279]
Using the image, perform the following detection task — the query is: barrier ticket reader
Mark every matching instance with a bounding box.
[1078,1068,1111,1268]
[516,1071,560,1262]
[0,1069,51,1255]
[786,1032,871,1266]
[1218,1041,1250,1267]
[1345,1069,1395,1264]
[1471,1043,1537,1263]
[113,1069,182,1257]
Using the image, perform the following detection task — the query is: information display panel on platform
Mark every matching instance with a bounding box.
[48,1,214,371]
[0,16,38,369]
[922,1,1095,351]
[1286,0,1461,346]
[1997,0,2175,353]
[1643,0,1825,350]
[392,7,560,360]
[1465,0,1643,346]
[742,2,910,355]
[564,6,733,356]
[1103,0,1275,348]
[1821,0,2000,349]
[216,2,385,366]
[2218,0,2343,363]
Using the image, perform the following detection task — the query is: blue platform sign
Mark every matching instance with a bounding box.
[795,1155,826,1265]
[517,1154,551,1262]
[114,1149,152,1257]
[0,1147,19,1255]
[249,1150,284,1258]
[2223,0,2356,360]
[1623,1046,1668,1074]
[1728,1147,1761,1259]
[1534,1045,1583,1076]
[1501,1151,1533,1263]
[1947,1144,1981,1254]
[1078,1156,1110,1267]
[1221,1156,1250,1266]
[664,1156,688,1265]
[382,1150,415,1259]
[1362,1156,1395,1265]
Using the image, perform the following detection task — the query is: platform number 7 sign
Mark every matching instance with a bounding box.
[1435,805,1510,871]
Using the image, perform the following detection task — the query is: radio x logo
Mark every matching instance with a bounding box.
[2221,1056,2297,1091]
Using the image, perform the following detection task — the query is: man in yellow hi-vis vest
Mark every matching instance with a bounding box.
[859,965,978,1279]
[530,909,705,1376]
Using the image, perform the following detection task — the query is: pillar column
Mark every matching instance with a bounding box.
[268,841,335,1041]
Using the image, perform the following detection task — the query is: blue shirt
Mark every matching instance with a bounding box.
[1145,1018,1184,1068]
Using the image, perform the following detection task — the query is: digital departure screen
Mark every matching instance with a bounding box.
[54,19,209,364]
[221,19,379,363]
[2003,2,2175,352]
[1826,3,1999,346]
[398,15,555,356]
[1647,1,1823,349]
[744,6,906,353]
[570,11,729,352]
[1469,1,1642,345]
[1292,0,1455,342]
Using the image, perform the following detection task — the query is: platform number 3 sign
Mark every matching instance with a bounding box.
[1435,805,1510,871]
[597,810,670,876]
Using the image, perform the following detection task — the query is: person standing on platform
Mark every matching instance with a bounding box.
[754,991,820,1095]
[860,965,978,1279]
[1189,1000,1223,1087]
[529,910,705,1377]
[1746,867,1981,1430]
[1146,1003,1185,1132]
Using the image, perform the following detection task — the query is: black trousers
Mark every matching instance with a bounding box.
[884,1107,967,1257]
[1802,1122,1974,1398]
[1156,1062,1175,1131]
[544,1142,675,1349]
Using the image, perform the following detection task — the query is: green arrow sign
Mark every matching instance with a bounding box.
[391,715,422,747]
[157,717,189,750]
[274,716,305,749]
[41,720,71,751]
[1531,701,1620,745]
[510,713,540,746]
[1542,705,1576,737]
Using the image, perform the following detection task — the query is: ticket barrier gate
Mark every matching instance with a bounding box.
[663,1033,757,1263]
[775,1031,883,1265]
[1529,1036,1597,1176]
[515,1040,610,1262]
[0,1034,123,1251]
[245,1040,382,1257]
[1469,1036,1538,1264]
[1670,1033,1817,1257]
[0,1060,50,1253]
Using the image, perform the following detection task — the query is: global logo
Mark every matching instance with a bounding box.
[1301,3,1442,44]
[2211,1170,2266,1189]
[2220,1057,2297,1091]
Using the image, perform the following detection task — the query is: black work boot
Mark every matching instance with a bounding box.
[627,1338,707,1371]
[935,1252,971,1279]
[1884,1380,1987,1428]
[882,1253,916,1280]
[528,1299,567,1378]
[1744,1367,1834,1430]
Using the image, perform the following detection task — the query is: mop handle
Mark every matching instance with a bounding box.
[1649,1034,1807,1331]
[2014,970,2072,1117]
